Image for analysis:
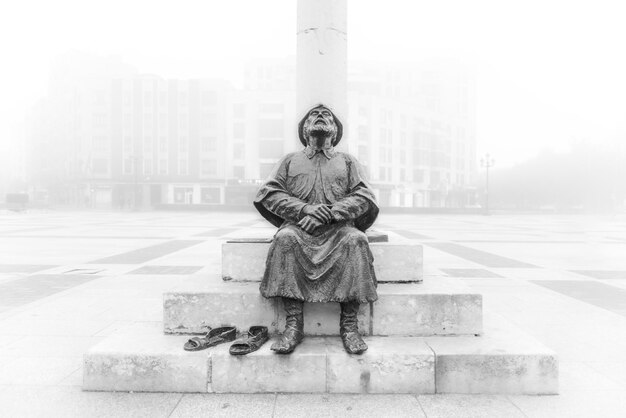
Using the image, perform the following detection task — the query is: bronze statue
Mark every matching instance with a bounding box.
[254,104,379,355]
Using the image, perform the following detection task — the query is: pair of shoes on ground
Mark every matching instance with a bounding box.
[183,326,269,355]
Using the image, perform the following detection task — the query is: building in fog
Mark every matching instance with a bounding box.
[26,53,476,208]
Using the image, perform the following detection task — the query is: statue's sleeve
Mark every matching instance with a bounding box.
[330,155,379,230]
[254,155,308,227]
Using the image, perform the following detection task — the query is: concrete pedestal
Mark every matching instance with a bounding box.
[163,279,482,337]
[83,318,557,394]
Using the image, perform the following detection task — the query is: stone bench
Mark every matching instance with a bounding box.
[222,241,423,283]
[163,278,482,337]
[83,318,558,394]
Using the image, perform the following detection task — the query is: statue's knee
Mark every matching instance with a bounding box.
[274,227,298,245]
[346,230,368,246]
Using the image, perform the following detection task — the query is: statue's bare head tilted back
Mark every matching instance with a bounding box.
[298,104,344,148]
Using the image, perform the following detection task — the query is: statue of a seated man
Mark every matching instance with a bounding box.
[254,104,379,355]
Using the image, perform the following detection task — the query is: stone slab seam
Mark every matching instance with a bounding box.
[424,340,439,393]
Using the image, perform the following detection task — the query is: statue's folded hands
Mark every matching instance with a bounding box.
[297,214,324,234]
[302,203,334,224]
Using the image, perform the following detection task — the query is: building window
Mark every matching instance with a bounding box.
[200,136,217,153]
[379,167,386,181]
[93,113,107,127]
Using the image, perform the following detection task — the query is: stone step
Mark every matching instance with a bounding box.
[222,242,423,283]
[83,317,558,394]
[163,277,482,337]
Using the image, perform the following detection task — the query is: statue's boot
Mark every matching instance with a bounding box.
[271,298,304,354]
[340,301,368,354]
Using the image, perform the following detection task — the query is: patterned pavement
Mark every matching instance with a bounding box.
[0,210,626,416]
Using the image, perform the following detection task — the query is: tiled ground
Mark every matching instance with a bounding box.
[0,210,626,416]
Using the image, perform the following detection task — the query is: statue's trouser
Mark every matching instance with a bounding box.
[340,301,368,354]
[271,297,304,354]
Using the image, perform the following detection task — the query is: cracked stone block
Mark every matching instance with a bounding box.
[427,321,558,394]
[209,338,327,393]
[164,279,481,337]
[163,285,278,335]
[83,333,209,393]
[326,337,435,393]
[372,283,483,336]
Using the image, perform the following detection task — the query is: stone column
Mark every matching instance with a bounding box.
[297,0,347,130]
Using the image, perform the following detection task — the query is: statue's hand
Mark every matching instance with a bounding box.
[302,204,333,224]
[297,215,323,234]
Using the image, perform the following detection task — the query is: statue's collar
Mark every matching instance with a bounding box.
[304,146,336,159]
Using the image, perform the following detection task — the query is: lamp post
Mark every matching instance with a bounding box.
[480,153,495,215]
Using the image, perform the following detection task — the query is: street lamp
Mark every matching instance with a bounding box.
[480,153,495,215]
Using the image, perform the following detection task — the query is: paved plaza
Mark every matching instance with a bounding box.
[0,209,625,417]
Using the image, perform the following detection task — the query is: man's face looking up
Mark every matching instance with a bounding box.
[304,106,337,148]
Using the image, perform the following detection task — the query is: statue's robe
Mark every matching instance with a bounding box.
[254,146,379,303]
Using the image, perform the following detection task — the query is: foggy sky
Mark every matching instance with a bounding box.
[1,0,625,169]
